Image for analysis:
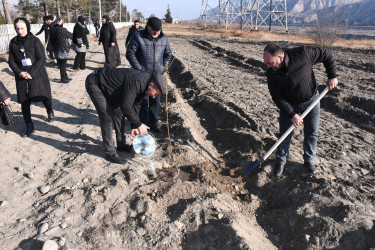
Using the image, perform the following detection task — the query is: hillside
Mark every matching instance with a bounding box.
[287,0,375,25]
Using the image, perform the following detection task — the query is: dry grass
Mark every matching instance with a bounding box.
[163,23,375,50]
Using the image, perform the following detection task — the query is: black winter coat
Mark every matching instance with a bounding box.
[0,81,11,103]
[8,33,52,104]
[99,22,121,67]
[35,23,50,43]
[125,25,143,46]
[73,22,88,47]
[126,28,173,75]
[266,46,337,118]
[50,25,72,57]
[96,67,151,128]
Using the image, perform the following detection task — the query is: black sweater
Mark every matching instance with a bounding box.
[266,46,337,118]
[97,67,151,128]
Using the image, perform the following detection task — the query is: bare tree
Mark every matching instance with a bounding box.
[2,0,12,24]
[312,11,341,47]
[56,0,61,17]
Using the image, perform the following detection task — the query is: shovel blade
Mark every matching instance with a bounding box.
[242,158,261,177]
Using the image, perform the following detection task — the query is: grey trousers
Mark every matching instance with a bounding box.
[85,72,125,155]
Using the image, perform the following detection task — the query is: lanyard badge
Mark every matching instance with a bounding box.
[20,46,32,67]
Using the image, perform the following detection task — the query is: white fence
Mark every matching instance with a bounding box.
[0,22,131,54]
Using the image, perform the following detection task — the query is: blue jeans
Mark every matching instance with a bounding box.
[276,91,320,165]
[85,72,125,155]
[139,95,160,127]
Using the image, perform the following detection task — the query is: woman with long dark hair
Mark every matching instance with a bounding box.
[8,17,54,137]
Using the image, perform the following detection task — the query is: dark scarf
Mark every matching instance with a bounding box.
[14,17,31,46]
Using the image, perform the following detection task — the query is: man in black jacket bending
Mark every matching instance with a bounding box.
[263,44,338,176]
[126,17,173,133]
[85,67,165,164]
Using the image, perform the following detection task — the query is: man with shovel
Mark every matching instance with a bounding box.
[263,44,338,176]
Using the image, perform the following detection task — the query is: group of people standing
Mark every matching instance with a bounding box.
[5,15,90,137]
[2,14,338,175]
[3,15,173,165]
[86,16,172,163]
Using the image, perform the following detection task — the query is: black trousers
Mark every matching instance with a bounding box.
[73,52,86,70]
[57,59,68,80]
[139,96,160,127]
[21,99,53,124]
[85,72,126,155]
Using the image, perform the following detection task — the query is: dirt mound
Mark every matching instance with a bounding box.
[0,26,374,249]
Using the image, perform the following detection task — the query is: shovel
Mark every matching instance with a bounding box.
[243,86,329,177]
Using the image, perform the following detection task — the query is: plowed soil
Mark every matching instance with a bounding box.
[0,24,374,250]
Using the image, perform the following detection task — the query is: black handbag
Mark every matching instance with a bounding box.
[0,103,15,126]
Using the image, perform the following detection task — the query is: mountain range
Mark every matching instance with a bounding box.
[286,0,375,26]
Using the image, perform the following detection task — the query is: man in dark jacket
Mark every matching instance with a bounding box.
[94,20,100,38]
[35,15,54,61]
[85,67,166,164]
[263,44,338,176]
[126,17,172,133]
[99,15,121,67]
[125,20,143,47]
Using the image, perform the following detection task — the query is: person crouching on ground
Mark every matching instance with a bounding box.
[263,44,338,176]
[8,17,54,137]
[85,67,166,164]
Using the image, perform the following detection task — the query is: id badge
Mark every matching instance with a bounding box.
[21,58,32,67]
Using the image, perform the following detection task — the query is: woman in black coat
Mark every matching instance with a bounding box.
[8,17,54,137]
[98,15,121,67]
[50,17,73,83]
[72,16,89,70]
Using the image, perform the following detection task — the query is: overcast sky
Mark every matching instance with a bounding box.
[125,0,202,21]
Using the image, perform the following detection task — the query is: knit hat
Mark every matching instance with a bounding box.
[151,74,166,95]
[56,17,63,25]
[45,15,53,21]
[147,17,162,31]
[78,16,86,25]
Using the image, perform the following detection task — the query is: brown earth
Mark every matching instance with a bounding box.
[0,24,374,250]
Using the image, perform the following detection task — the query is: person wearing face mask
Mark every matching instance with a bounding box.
[72,16,89,70]
[126,16,173,133]
[85,67,166,163]
[8,17,54,137]
[98,15,121,67]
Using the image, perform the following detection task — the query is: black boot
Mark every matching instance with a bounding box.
[117,141,133,153]
[21,123,35,137]
[46,111,54,122]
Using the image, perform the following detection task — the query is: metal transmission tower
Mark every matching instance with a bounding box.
[200,0,288,32]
